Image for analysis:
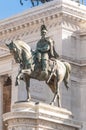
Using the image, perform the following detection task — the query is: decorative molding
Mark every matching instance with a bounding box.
[0,46,10,57]
[0,0,86,39]
[3,102,81,130]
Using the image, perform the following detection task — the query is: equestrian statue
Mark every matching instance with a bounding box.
[20,0,52,6]
[6,24,71,107]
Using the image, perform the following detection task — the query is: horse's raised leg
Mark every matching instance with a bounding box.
[15,71,23,86]
[26,83,31,101]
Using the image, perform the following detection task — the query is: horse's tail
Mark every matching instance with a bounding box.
[63,62,71,90]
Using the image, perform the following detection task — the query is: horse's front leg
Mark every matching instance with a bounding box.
[26,82,31,101]
[25,75,31,101]
[15,71,22,86]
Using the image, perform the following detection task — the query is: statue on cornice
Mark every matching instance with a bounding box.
[20,0,52,7]
[6,24,71,107]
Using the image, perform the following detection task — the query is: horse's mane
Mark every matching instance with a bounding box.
[13,40,32,57]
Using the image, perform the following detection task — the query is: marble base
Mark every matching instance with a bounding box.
[3,102,81,130]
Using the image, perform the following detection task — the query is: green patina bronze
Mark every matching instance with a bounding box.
[35,24,59,76]
[6,25,71,107]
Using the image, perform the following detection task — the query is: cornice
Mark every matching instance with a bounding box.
[78,30,86,36]
[0,0,86,37]
[0,45,10,57]
[62,55,86,67]
[62,0,86,21]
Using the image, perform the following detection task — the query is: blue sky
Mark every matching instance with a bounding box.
[0,0,32,20]
[0,0,85,20]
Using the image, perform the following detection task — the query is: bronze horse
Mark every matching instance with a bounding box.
[6,40,71,107]
[20,0,52,6]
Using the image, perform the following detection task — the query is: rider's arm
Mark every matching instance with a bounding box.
[37,44,50,52]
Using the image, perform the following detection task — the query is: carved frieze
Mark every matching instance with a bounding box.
[0,0,86,43]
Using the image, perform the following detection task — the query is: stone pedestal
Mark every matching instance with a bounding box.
[3,102,81,130]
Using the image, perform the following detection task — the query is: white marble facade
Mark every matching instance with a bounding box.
[0,0,86,130]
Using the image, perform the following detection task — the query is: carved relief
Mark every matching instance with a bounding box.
[6,118,77,130]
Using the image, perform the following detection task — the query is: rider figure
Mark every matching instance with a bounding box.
[36,24,59,75]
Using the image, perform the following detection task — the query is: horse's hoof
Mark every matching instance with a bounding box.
[50,102,54,106]
[26,98,31,102]
[35,102,39,105]
[15,81,18,86]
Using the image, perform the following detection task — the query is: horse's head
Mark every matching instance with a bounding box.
[6,41,15,52]
[6,40,33,67]
[6,41,21,63]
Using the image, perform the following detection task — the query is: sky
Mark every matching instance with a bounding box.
[0,0,32,20]
[0,0,86,20]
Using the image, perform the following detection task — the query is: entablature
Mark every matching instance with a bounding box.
[0,0,86,39]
